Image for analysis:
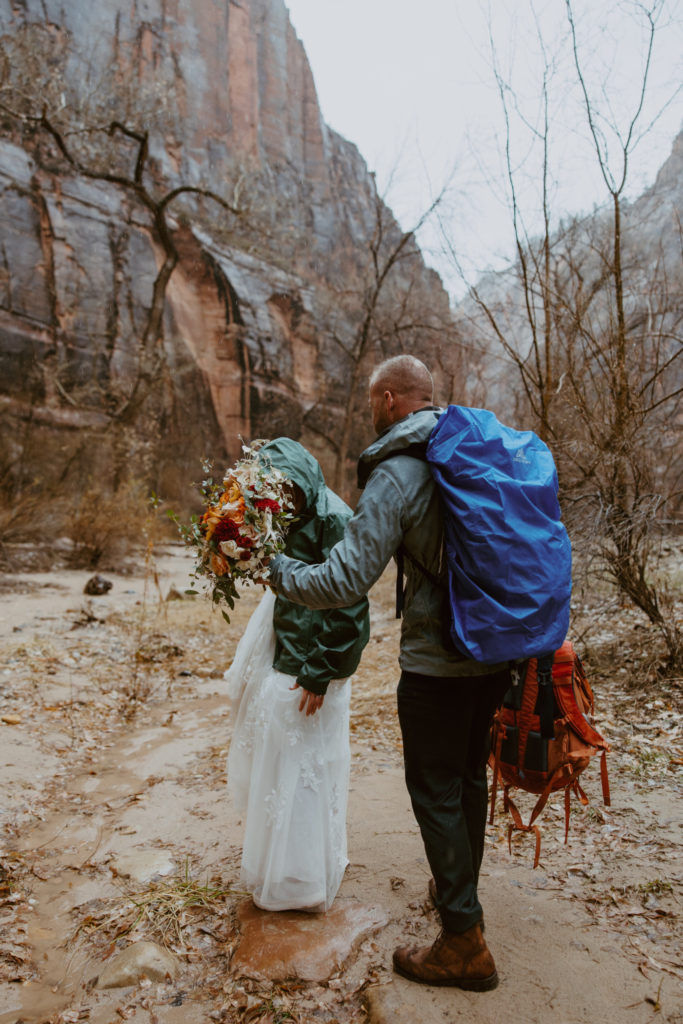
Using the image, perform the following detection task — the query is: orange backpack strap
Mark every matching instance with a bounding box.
[536,653,556,739]
[505,787,543,868]
[562,780,587,844]
[488,710,506,825]
[516,659,538,773]
[528,763,571,828]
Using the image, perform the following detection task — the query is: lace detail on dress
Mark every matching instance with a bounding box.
[264,787,288,829]
[234,692,268,753]
[299,751,323,792]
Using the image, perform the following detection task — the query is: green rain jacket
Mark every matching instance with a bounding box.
[259,438,370,696]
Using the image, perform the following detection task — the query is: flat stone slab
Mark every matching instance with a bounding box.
[231,898,388,982]
[94,940,179,989]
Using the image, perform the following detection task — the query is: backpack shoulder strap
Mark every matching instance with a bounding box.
[363,442,442,618]
[357,440,429,489]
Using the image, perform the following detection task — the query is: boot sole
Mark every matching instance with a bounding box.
[393,959,499,991]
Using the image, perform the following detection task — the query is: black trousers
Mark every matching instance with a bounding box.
[397,667,510,934]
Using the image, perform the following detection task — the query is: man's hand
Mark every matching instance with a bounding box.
[253,556,272,587]
[290,682,325,716]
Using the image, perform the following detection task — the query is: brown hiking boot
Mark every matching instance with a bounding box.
[427,879,485,933]
[393,922,498,990]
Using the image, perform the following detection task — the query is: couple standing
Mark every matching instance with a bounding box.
[227,354,508,992]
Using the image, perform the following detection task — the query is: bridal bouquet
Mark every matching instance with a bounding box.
[179,446,296,620]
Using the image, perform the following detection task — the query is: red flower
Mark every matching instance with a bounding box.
[211,517,241,544]
[254,498,281,513]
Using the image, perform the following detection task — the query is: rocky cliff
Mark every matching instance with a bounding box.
[0,0,457,506]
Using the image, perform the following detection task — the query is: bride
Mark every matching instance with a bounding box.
[226,438,369,912]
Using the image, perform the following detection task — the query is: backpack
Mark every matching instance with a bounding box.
[426,405,572,664]
[488,640,611,867]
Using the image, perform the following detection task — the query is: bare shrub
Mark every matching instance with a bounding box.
[0,491,43,547]
[67,481,151,569]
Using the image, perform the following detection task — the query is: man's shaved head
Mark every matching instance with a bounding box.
[368,355,434,434]
[369,355,434,403]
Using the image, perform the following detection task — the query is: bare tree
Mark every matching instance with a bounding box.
[303,184,460,499]
[437,5,573,439]
[444,0,683,669]
[558,0,683,666]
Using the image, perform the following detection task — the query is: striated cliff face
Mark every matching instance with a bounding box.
[0,0,456,502]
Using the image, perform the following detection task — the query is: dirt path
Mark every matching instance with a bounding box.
[1,549,681,1023]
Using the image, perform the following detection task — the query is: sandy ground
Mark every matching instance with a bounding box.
[0,547,681,1024]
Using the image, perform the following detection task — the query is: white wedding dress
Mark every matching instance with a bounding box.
[226,589,351,912]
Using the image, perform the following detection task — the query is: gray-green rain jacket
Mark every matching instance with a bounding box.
[270,409,505,678]
[260,438,370,695]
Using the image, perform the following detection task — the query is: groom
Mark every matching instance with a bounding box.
[269,355,509,991]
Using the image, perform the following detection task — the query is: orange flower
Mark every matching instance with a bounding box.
[222,497,246,525]
[210,551,230,576]
[201,508,223,541]
[222,478,241,503]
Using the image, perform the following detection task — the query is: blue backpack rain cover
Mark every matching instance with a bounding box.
[426,405,572,663]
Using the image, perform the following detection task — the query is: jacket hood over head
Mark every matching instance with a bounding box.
[259,438,326,513]
[258,438,368,696]
[358,407,442,489]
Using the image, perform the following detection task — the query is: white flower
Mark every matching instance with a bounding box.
[219,540,241,558]
[240,556,263,572]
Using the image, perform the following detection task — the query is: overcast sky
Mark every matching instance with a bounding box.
[284,0,683,297]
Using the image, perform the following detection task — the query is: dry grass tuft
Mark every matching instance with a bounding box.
[119,874,239,946]
[75,861,244,950]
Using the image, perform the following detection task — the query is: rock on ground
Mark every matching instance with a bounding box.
[94,941,179,989]
[230,898,389,982]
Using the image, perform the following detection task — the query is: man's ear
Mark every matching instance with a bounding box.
[385,389,394,410]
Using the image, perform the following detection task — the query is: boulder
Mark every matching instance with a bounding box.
[83,575,113,596]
